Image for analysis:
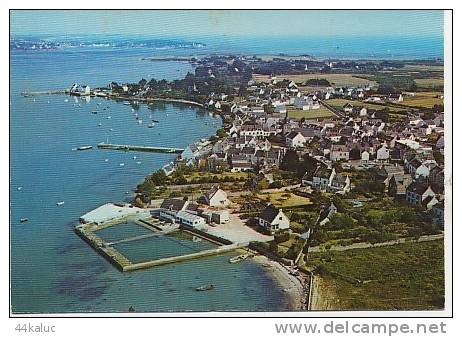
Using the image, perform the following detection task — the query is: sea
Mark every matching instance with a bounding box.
[10,35,443,313]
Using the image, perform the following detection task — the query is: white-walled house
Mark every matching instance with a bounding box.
[202,186,230,207]
[257,206,290,233]
[285,131,306,148]
[376,146,390,161]
[361,150,370,163]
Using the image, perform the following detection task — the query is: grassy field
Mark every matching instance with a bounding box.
[327,98,407,112]
[253,73,377,87]
[400,91,444,108]
[287,106,335,120]
[414,78,444,90]
[306,239,445,310]
[257,192,312,208]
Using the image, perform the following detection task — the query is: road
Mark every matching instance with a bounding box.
[307,233,443,253]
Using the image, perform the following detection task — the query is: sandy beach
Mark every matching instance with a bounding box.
[252,255,308,311]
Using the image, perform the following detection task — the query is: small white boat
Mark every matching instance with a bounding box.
[98,123,102,127]
[124,102,131,105]
[195,284,214,291]
[148,122,155,128]
[56,201,65,206]
[119,163,125,167]
[77,145,92,151]
[17,186,23,191]
[64,99,69,102]
[109,128,114,132]
[20,218,29,223]
[136,161,142,164]
[229,254,250,264]
[104,159,109,162]
[138,120,143,124]
[107,116,111,119]
[133,156,137,160]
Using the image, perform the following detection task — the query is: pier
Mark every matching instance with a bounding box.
[97,142,184,154]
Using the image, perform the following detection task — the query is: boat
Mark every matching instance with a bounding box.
[119,163,125,167]
[147,122,155,128]
[20,218,29,223]
[56,201,65,206]
[138,119,143,124]
[229,254,250,264]
[109,128,114,132]
[77,145,92,151]
[104,159,109,162]
[195,284,214,291]
[192,236,202,242]
[91,110,97,114]
[64,99,69,102]
[98,123,102,127]
[152,119,160,123]
[136,161,142,164]
[124,102,131,105]
[107,116,111,119]
[17,186,23,191]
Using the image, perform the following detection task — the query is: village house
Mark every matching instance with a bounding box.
[431,202,444,226]
[304,166,336,191]
[201,186,230,207]
[405,182,435,206]
[285,131,306,148]
[257,205,290,234]
[328,174,351,194]
[388,174,413,198]
[330,144,350,161]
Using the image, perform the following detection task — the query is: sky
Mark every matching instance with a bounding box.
[10,10,444,39]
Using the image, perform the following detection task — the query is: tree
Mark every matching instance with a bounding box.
[280,149,300,173]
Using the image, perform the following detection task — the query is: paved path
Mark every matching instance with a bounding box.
[308,234,443,253]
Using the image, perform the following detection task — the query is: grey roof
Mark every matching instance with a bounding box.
[259,206,280,223]
[160,198,188,211]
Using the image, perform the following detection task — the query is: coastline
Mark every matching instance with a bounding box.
[252,255,307,311]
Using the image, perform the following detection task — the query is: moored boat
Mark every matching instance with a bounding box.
[229,253,250,264]
[20,218,29,223]
[56,201,65,206]
[195,284,214,291]
[77,145,92,151]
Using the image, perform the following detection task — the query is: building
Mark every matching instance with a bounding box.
[431,202,444,226]
[202,186,230,207]
[285,131,306,148]
[310,166,336,191]
[257,206,290,234]
[330,145,350,161]
[328,174,351,194]
[405,182,435,206]
[159,198,189,222]
[176,210,206,227]
[387,174,412,197]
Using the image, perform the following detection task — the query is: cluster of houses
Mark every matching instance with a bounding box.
[156,185,231,228]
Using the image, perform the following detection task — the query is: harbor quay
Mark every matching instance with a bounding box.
[75,203,266,272]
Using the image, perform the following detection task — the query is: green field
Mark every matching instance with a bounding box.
[287,106,335,120]
[327,98,407,112]
[414,78,444,90]
[253,73,377,87]
[400,91,444,108]
[257,192,312,208]
[306,239,445,310]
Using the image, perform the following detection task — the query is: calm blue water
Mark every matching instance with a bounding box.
[10,47,289,313]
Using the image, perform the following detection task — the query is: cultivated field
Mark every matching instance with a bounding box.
[327,98,407,112]
[400,91,444,108]
[414,78,444,90]
[287,106,335,120]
